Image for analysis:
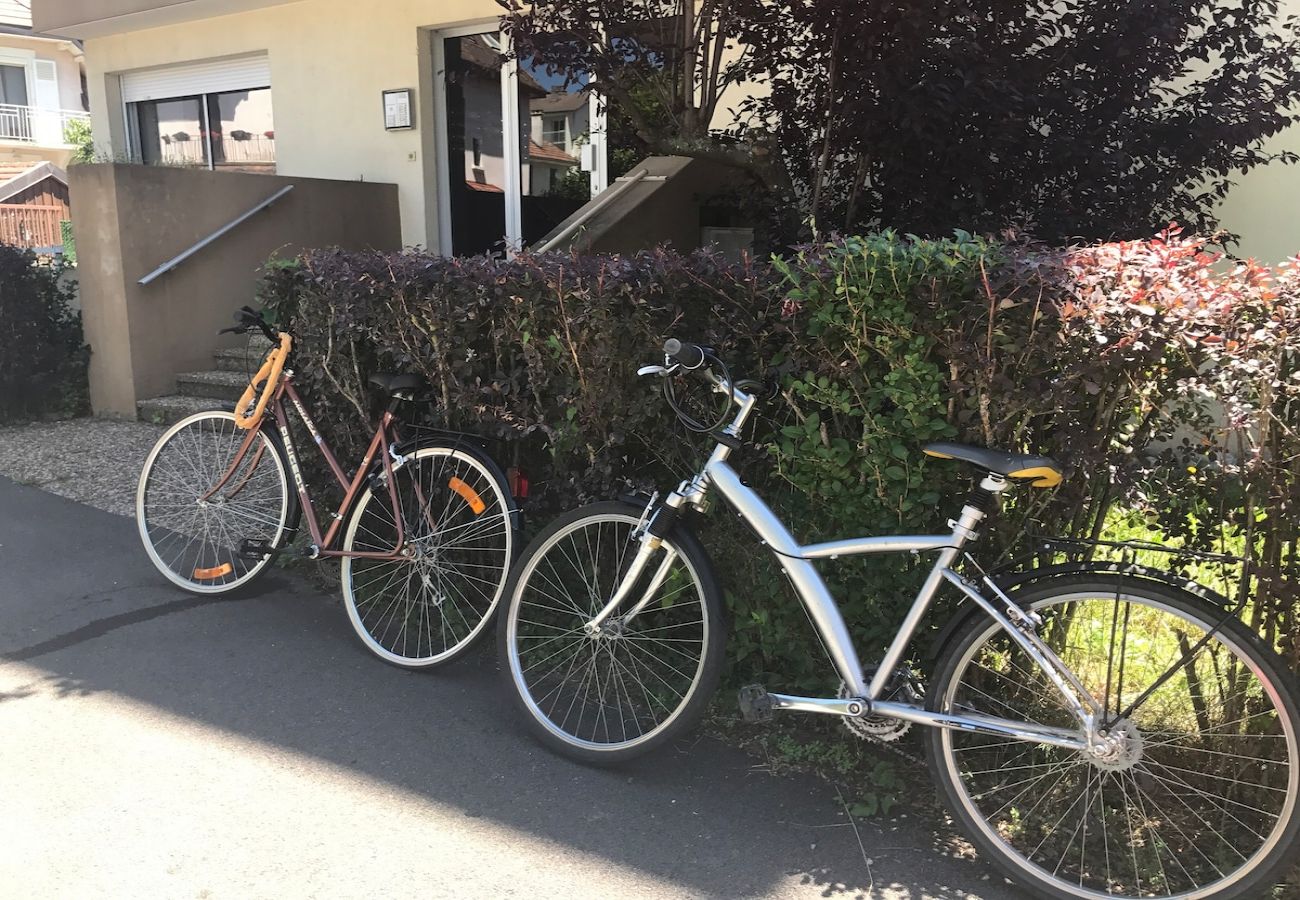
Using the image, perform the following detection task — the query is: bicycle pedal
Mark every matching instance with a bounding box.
[237,538,278,562]
[738,684,774,724]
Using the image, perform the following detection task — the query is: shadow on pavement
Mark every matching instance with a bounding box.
[0,478,1018,900]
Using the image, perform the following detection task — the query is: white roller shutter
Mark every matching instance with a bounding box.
[121,54,271,103]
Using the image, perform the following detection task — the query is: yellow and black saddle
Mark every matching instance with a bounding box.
[922,442,1062,488]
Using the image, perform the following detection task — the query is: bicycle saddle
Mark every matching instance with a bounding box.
[368,373,427,396]
[922,442,1062,488]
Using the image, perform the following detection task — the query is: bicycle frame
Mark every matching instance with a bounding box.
[592,368,1106,754]
[201,370,415,562]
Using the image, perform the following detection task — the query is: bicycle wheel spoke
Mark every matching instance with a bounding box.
[506,510,714,754]
[935,586,1299,899]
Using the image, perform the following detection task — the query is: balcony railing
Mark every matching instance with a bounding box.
[0,105,91,146]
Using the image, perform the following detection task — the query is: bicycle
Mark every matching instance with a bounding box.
[137,306,520,669]
[497,338,1300,900]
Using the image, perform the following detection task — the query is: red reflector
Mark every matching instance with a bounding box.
[506,466,530,500]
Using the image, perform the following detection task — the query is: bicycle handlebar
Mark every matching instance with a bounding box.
[663,338,707,370]
[220,306,279,344]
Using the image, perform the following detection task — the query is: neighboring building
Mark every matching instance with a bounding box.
[528,88,587,196]
[0,0,88,169]
[1,2,86,251]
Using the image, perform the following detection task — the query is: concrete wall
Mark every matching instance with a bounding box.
[71,163,401,416]
[77,0,504,249]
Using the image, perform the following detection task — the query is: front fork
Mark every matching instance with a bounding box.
[584,484,699,635]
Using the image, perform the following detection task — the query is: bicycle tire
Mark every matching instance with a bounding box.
[340,444,516,669]
[498,501,727,764]
[925,575,1300,899]
[137,410,296,594]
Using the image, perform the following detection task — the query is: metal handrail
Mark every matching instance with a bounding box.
[138,184,294,285]
[531,168,651,253]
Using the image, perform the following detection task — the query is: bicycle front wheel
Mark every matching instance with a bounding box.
[925,576,1300,900]
[137,411,294,594]
[498,502,726,764]
[340,445,514,669]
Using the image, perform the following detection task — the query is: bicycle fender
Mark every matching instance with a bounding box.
[926,560,1234,664]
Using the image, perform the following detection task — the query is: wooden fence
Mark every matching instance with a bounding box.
[0,204,65,249]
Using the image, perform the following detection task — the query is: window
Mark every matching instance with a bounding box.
[0,63,28,106]
[542,116,566,149]
[130,86,275,173]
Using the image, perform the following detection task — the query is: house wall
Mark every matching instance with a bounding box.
[79,0,506,249]
[70,163,401,416]
[0,34,84,112]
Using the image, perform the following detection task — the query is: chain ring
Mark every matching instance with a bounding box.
[838,667,920,744]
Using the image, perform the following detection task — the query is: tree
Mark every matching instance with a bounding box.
[501,0,1300,245]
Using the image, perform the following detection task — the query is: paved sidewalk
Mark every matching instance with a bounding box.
[0,477,1019,900]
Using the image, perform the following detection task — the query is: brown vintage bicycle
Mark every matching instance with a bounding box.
[136,306,519,669]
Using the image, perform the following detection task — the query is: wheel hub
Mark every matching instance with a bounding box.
[1088,717,1143,772]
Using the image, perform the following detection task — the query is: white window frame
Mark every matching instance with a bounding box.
[125,86,274,170]
[542,115,567,150]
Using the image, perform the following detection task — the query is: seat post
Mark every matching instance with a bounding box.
[965,472,1010,518]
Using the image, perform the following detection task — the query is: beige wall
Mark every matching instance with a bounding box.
[80,0,504,249]
[71,163,401,416]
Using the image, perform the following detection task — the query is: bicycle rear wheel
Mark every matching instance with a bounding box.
[498,501,726,764]
[340,445,514,668]
[925,576,1300,899]
[137,411,294,594]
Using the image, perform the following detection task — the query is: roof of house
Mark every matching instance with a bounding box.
[0,160,68,203]
[464,180,504,194]
[529,139,578,166]
[531,89,591,115]
[458,34,544,96]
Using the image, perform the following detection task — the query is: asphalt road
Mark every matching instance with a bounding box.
[0,477,1019,900]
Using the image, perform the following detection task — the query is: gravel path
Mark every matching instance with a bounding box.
[0,418,168,518]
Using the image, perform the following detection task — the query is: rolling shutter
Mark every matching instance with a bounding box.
[121,54,271,103]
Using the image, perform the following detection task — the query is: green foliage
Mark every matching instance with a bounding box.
[0,243,89,422]
[64,118,95,165]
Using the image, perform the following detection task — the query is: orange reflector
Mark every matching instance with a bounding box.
[448,477,486,515]
[193,563,234,581]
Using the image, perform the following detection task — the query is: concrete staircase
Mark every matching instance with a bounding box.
[137,335,271,424]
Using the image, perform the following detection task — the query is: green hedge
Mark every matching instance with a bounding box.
[261,231,1300,685]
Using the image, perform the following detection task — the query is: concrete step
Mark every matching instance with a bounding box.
[213,346,265,373]
[176,370,250,402]
[137,394,236,426]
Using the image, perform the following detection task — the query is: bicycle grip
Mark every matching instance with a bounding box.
[664,339,706,369]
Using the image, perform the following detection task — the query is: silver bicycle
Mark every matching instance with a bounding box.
[497,339,1300,899]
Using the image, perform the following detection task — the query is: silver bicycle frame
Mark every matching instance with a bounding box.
[589,367,1100,754]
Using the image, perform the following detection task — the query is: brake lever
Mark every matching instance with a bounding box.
[637,364,674,378]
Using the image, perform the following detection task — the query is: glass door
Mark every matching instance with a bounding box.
[433,27,605,256]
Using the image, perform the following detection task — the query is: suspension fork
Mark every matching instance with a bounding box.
[584,493,689,634]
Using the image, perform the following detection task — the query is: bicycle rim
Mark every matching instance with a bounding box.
[505,512,713,754]
[341,447,513,667]
[933,588,1300,899]
[137,411,290,594]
